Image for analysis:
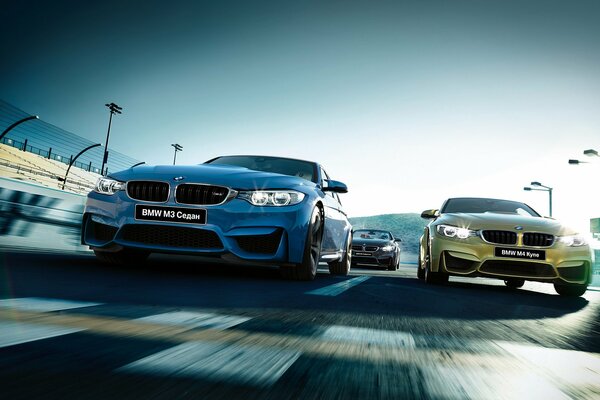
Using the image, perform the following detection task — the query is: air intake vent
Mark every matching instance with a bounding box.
[235,230,283,254]
[482,230,517,245]
[523,233,554,247]
[176,184,230,205]
[121,225,223,249]
[127,181,169,202]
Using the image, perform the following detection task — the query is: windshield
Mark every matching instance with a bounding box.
[353,230,392,240]
[441,198,541,217]
[206,156,317,183]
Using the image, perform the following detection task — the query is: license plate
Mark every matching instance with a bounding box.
[354,252,371,256]
[495,247,545,260]
[135,205,206,224]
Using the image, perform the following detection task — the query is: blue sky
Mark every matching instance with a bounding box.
[2,1,599,227]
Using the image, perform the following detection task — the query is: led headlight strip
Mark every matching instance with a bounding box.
[436,224,476,239]
[237,190,305,206]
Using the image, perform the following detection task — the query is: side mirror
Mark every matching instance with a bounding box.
[323,180,348,193]
[394,238,402,243]
[420,209,439,219]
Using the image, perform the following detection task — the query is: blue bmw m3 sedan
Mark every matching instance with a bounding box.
[81,155,352,280]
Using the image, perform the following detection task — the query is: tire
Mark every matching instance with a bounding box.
[504,278,525,289]
[424,245,448,284]
[386,258,396,271]
[417,255,425,280]
[281,206,323,281]
[328,233,351,276]
[554,283,587,297]
[93,248,150,265]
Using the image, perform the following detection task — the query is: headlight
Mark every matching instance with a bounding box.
[381,244,395,252]
[558,235,587,247]
[94,177,125,195]
[237,190,305,206]
[436,224,476,239]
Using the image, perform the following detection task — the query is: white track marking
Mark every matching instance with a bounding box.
[135,311,251,330]
[118,341,301,387]
[321,325,416,348]
[0,297,102,312]
[0,321,84,349]
[305,276,370,296]
[496,341,600,388]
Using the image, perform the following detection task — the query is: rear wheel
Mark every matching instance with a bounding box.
[504,278,525,289]
[93,248,150,265]
[328,233,351,276]
[281,206,323,281]
[554,282,587,297]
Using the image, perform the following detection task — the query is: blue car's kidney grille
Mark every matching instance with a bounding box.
[176,184,230,205]
[482,230,517,245]
[235,230,282,254]
[127,181,169,202]
[121,225,223,249]
[523,233,554,247]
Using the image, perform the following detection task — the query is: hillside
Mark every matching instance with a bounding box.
[349,213,428,259]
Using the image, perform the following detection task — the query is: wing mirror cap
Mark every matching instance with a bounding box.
[421,209,439,219]
[323,180,348,193]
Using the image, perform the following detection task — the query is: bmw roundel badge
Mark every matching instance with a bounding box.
[515,226,523,230]
[173,176,185,182]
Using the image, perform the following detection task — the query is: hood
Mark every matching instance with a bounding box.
[109,164,315,190]
[436,212,576,235]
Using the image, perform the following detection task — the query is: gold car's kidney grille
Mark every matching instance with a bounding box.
[523,233,554,247]
[481,230,517,245]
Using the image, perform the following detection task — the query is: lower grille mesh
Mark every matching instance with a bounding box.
[121,225,223,249]
[480,260,555,278]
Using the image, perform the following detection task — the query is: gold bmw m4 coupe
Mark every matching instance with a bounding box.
[418,197,592,297]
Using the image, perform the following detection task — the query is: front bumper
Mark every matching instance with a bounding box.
[430,234,592,285]
[351,249,396,267]
[82,190,314,265]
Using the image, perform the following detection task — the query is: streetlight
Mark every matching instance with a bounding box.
[0,115,39,141]
[523,181,553,217]
[101,102,122,176]
[568,148,598,165]
[171,143,183,165]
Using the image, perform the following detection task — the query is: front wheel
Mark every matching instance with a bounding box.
[417,254,425,280]
[328,233,351,276]
[281,206,323,281]
[554,282,587,297]
[424,246,448,284]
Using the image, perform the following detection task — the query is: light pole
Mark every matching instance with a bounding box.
[569,148,598,165]
[101,102,122,176]
[0,115,39,141]
[171,143,183,165]
[523,181,553,217]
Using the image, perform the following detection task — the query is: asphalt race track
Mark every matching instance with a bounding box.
[0,250,599,399]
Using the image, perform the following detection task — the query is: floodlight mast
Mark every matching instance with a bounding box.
[171,143,183,165]
[101,102,123,176]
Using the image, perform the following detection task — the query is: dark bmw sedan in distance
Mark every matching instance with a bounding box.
[351,229,401,270]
